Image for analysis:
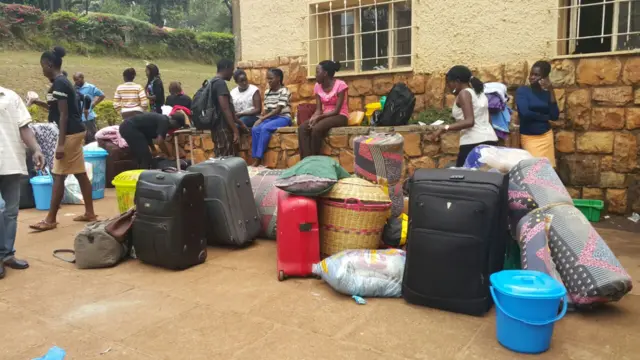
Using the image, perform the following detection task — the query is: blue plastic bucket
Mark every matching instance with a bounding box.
[83,147,108,200]
[490,270,568,354]
[30,171,53,211]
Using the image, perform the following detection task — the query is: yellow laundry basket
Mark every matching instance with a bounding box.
[112,170,144,214]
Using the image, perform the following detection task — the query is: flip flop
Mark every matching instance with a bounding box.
[73,214,98,222]
[29,220,58,232]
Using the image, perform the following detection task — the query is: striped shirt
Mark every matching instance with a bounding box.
[264,86,291,117]
[113,82,148,114]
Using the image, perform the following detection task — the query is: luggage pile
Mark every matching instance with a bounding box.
[61,133,631,323]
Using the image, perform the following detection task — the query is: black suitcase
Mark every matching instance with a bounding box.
[133,170,207,270]
[402,168,509,316]
[187,157,260,247]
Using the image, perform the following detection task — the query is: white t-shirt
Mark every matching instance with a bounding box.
[230,84,259,114]
[0,87,32,176]
[451,88,498,146]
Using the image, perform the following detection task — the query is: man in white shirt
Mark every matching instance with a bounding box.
[0,86,44,279]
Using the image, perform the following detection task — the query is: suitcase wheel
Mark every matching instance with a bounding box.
[278,270,286,282]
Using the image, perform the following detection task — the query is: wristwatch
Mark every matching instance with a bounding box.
[444,125,450,132]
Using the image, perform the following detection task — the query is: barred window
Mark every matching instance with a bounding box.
[557,0,640,56]
[308,0,413,76]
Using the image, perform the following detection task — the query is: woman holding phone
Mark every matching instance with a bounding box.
[515,61,560,167]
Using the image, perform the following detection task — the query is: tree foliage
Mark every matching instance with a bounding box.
[3,0,232,33]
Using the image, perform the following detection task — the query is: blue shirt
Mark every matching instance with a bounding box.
[76,82,104,122]
[515,86,560,136]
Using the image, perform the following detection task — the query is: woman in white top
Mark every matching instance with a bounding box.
[434,65,498,167]
[230,69,262,128]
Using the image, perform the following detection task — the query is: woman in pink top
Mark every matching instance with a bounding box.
[298,60,349,158]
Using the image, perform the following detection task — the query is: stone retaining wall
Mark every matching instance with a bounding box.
[175,54,640,215]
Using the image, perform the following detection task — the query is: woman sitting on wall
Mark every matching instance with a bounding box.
[298,60,348,159]
[231,69,262,128]
[433,65,498,167]
[251,68,291,167]
[516,61,560,167]
[113,68,148,120]
[166,81,192,110]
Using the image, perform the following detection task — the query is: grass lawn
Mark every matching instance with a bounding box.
[0,50,221,100]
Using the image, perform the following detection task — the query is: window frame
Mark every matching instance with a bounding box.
[307,0,415,78]
[555,0,640,58]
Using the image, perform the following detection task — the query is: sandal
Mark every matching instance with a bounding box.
[30,220,58,232]
[73,214,98,222]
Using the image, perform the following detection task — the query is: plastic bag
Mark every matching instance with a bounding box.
[32,346,66,360]
[62,162,93,205]
[463,145,533,173]
[312,249,406,297]
[83,142,101,150]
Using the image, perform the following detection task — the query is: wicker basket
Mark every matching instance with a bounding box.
[319,177,391,257]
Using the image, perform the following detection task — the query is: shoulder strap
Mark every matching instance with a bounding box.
[53,249,76,263]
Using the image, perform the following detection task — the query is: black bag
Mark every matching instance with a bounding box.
[133,170,207,270]
[372,83,416,127]
[19,149,36,209]
[191,78,221,130]
[402,169,509,316]
[187,157,260,247]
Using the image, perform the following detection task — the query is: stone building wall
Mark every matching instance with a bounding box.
[175,55,640,215]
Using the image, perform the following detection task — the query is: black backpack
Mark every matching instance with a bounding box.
[191,78,221,130]
[372,83,416,127]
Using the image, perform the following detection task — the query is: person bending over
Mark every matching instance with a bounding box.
[119,111,186,170]
[30,46,97,232]
[251,68,291,167]
[299,60,348,159]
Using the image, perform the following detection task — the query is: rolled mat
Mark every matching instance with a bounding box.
[353,132,404,218]
[508,158,632,307]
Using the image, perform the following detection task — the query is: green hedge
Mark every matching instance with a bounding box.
[0,5,234,62]
[28,100,122,129]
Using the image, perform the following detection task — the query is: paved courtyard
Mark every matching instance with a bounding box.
[1,189,639,359]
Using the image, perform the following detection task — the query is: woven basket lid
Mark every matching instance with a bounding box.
[322,177,391,203]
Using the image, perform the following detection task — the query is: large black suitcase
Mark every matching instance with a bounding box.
[402,168,509,316]
[187,157,260,247]
[133,170,207,270]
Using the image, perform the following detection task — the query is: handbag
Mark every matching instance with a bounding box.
[105,208,136,243]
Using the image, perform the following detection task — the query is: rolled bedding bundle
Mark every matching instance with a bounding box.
[508,158,633,308]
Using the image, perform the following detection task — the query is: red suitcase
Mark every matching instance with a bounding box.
[276,192,320,281]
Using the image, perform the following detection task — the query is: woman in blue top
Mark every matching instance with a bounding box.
[516,61,560,167]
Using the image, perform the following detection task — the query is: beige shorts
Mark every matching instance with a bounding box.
[52,132,87,175]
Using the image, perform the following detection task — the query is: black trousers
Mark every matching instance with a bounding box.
[120,120,152,170]
[456,141,499,167]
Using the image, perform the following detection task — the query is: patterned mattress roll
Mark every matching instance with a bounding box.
[353,132,404,218]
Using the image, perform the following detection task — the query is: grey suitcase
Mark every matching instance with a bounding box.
[187,157,260,246]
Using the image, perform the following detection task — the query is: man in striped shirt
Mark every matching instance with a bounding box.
[113,68,149,120]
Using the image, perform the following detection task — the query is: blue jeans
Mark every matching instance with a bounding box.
[251,115,291,159]
[0,175,20,261]
[239,115,259,128]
